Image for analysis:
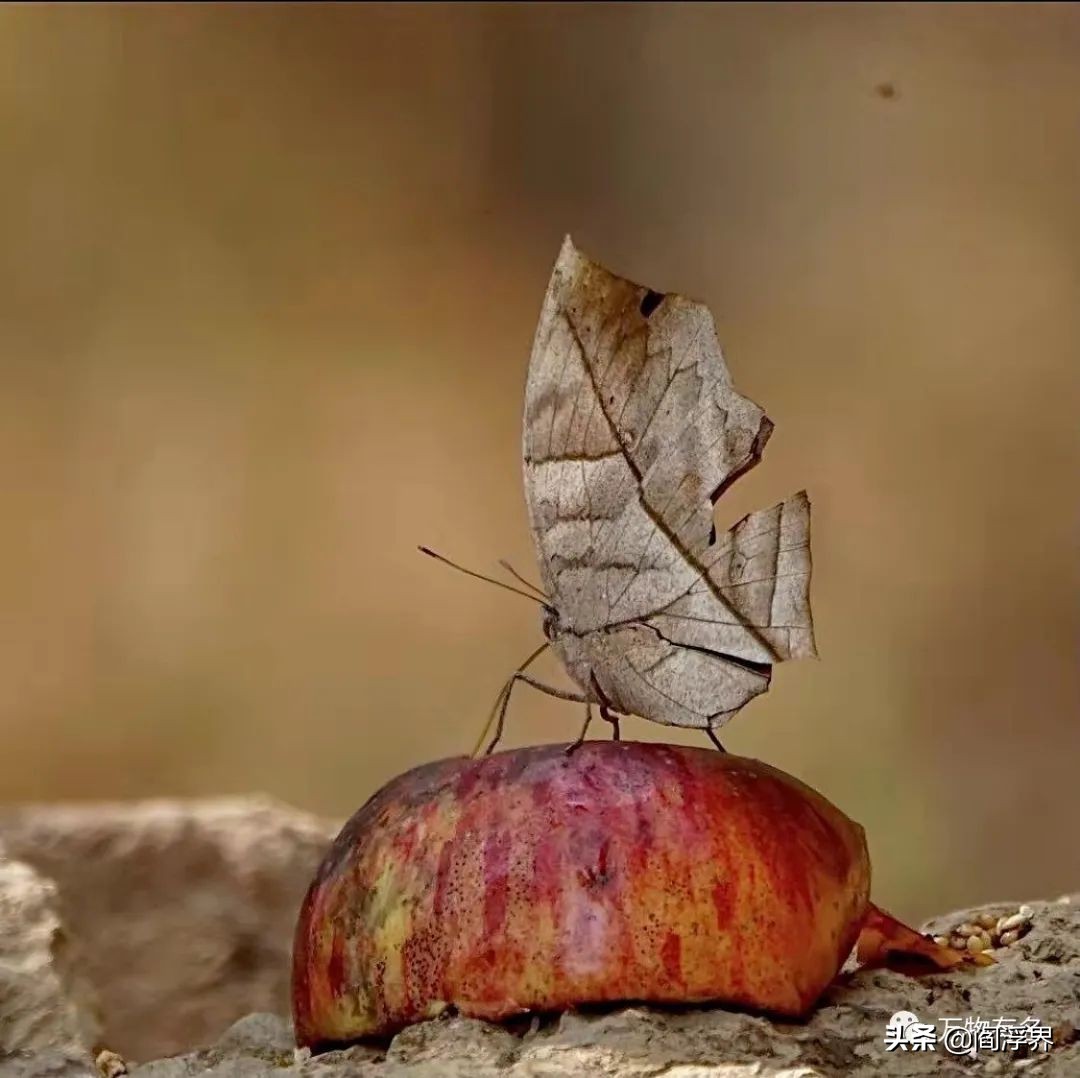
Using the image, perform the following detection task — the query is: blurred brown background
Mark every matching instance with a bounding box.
[1,3,1077,922]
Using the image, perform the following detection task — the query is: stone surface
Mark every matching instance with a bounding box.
[0,1051,97,1078]
[120,898,1080,1077]
[0,845,100,1061]
[0,798,336,1062]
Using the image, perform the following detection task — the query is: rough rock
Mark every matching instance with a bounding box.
[0,1051,97,1078]
[120,897,1080,1077]
[0,845,100,1062]
[0,798,336,1062]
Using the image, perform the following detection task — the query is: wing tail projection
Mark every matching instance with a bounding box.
[647,491,817,665]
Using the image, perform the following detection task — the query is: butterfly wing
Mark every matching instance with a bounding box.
[523,237,815,725]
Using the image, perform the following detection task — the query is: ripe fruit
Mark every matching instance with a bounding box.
[293,741,883,1046]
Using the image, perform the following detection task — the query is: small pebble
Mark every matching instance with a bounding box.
[95,1052,127,1078]
[957,921,980,937]
[999,929,1020,947]
[978,929,993,951]
[933,935,950,948]
[1019,904,1034,918]
[1051,1021,1077,1046]
[1000,912,1031,934]
[977,912,998,930]
[967,934,986,953]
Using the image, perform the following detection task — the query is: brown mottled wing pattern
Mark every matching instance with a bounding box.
[523,236,816,729]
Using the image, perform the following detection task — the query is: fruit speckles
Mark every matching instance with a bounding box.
[482,831,512,937]
[712,877,735,929]
[431,841,454,921]
[293,742,872,1045]
[661,932,683,983]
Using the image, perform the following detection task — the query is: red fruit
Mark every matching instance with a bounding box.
[293,742,881,1046]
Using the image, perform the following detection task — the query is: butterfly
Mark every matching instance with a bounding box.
[424,237,816,754]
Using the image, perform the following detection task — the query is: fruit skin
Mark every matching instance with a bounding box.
[292,741,870,1047]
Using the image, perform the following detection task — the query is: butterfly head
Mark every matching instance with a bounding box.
[541,604,561,642]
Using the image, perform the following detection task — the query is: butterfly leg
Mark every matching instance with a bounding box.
[485,671,591,756]
[473,642,550,757]
[705,726,727,753]
[589,672,621,741]
[603,708,620,741]
[478,680,513,757]
[564,703,593,756]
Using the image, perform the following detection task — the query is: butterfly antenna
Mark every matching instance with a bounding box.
[497,559,549,600]
[418,547,547,606]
